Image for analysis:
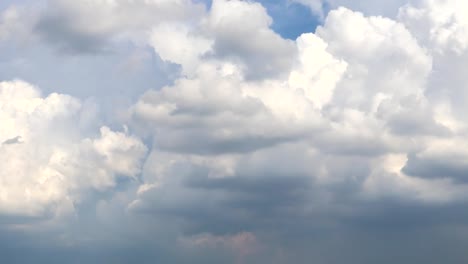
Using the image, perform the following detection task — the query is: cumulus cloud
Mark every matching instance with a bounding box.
[3,0,468,263]
[0,80,147,219]
[149,0,297,79]
[399,0,468,54]
[127,1,468,252]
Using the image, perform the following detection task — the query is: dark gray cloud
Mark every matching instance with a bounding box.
[403,152,468,182]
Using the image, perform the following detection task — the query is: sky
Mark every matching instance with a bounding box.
[1,0,468,263]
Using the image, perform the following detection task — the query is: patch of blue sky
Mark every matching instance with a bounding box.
[258,0,323,39]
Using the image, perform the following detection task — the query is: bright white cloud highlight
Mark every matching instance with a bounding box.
[0,80,147,218]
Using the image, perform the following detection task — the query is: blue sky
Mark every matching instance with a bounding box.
[2,0,468,263]
[259,0,322,39]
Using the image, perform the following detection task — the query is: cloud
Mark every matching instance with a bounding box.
[291,0,327,19]
[149,0,297,79]
[127,2,468,254]
[0,5,38,43]
[293,0,409,18]
[399,0,468,54]
[2,136,22,145]
[4,0,468,263]
[34,0,206,54]
[207,0,297,79]
[0,80,147,219]
[403,139,468,182]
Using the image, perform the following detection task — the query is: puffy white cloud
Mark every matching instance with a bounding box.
[0,80,147,218]
[149,22,213,76]
[289,33,347,108]
[398,0,468,123]
[399,0,468,54]
[149,0,296,79]
[206,0,296,79]
[131,1,468,216]
[317,7,432,104]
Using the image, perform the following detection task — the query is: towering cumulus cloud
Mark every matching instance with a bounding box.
[2,0,468,263]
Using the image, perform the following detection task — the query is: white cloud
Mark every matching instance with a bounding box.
[149,0,296,79]
[289,33,347,108]
[399,0,468,54]
[0,80,147,218]
[149,22,213,76]
[131,1,468,211]
[4,0,468,262]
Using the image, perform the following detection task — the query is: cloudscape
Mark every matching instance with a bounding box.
[1,0,468,263]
